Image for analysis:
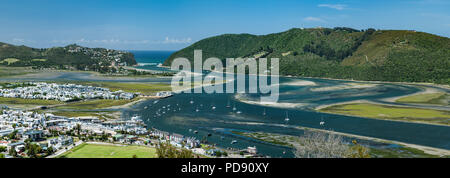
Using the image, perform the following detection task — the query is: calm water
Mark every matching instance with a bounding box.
[129,50,174,72]
[123,76,450,158]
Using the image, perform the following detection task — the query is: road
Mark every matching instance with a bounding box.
[46,140,83,158]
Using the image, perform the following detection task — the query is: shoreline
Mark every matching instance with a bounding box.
[296,126,450,157]
[315,100,450,127]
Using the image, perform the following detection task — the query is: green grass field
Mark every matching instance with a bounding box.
[0,58,20,65]
[54,98,140,110]
[51,111,120,120]
[396,93,448,105]
[319,103,450,125]
[56,81,171,95]
[0,66,36,77]
[60,144,157,158]
[0,97,63,105]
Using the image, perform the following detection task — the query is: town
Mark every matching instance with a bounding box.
[0,82,135,101]
[0,107,259,158]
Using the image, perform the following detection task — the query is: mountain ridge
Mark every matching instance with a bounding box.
[0,43,137,72]
[164,27,450,84]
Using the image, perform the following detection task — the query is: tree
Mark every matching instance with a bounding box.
[9,148,17,158]
[0,146,7,152]
[294,131,355,158]
[156,142,195,158]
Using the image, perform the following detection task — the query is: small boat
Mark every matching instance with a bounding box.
[285,111,290,122]
[231,140,237,144]
[212,106,216,110]
[189,129,192,132]
[232,104,237,111]
[236,111,242,114]
[196,108,200,112]
[194,130,198,134]
[190,98,194,104]
[320,121,325,126]
[226,100,231,108]
[144,106,148,109]
[263,108,266,116]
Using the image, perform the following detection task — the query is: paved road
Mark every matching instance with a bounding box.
[46,140,83,158]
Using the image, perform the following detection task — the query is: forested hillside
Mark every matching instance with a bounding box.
[0,43,136,72]
[164,27,450,84]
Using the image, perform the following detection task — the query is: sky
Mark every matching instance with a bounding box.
[0,0,449,50]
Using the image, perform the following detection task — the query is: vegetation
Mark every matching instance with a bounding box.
[0,97,63,105]
[51,111,120,120]
[0,66,36,77]
[319,103,450,125]
[294,131,370,158]
[60,143,157,158]
[396,92,448,105]
[54,98,141,110]
[156,142,195,158]
[0,43,136,72]
[369,146,440,158]
[164,27,450,84]
[55,81,171,95]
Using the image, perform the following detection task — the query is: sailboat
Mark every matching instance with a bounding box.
[226,99,231,108]
[284,111,290,122]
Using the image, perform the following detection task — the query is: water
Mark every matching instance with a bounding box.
[2,50,449,157]
[123,74,450,158]
[129,50,174,72]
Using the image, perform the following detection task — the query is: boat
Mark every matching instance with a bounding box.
[236,111,242,114]
[194,130,198,134]
[190,98,194,104]
[221,136,225,140]
[144,106,148,109]
[212,106,216,110]
[231,140,237,144]
[263,108,266,116]
[196,108,200,112]
[232,104,237,111]
[285,111,290,122]
[226,100,231,108]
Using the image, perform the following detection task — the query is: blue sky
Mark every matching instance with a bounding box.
[0,0,449,50]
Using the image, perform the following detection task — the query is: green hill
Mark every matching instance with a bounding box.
[0,43,136,71]
[164,27,450,84]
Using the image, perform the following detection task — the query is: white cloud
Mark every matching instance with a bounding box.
[12,38,25,43]
[49,37,192,45]
[303,17,326,23]
[162,37,192,44]
[318,4,347,10]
